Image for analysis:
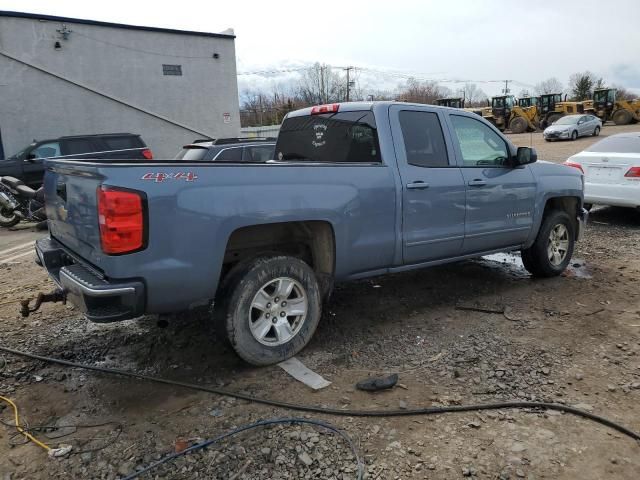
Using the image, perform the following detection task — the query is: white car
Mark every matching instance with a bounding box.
[564,133,640,210]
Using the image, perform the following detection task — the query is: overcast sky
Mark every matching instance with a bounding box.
[3,0,640,97]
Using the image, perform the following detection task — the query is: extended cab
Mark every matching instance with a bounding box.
[35,102,587,365]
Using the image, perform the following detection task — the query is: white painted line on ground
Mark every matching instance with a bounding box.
[0,240,35,257]
[0,250,34,264]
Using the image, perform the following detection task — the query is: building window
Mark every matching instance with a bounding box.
[162,64,182,76]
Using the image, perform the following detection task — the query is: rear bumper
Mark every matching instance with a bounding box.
[35,237,145,322]
[584,182,640,208]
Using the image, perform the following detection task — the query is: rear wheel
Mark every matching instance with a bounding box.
[570,130,578,141]
[592,126,600,136]
[612,109,632,125]
[521,210,575,277]
[0,207,20,228]
[217,256,321,366]
[509,117,528,134]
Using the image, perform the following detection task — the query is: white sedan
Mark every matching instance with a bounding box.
[564,133,640,210]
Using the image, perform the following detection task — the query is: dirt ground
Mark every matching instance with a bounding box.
[1,125,640,480]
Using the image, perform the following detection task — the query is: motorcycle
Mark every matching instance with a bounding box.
[0,176,47,229]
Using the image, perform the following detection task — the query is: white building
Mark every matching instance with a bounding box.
[0,11,240,159]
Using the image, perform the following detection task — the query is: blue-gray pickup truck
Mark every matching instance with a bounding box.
[35,102,587,365]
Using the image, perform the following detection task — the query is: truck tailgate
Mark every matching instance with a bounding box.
[44,160,103,261]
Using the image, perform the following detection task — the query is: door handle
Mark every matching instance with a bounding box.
[406,181,430,190]
[467,179,487,187]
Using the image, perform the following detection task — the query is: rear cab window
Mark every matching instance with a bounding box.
[586,136,640,154]
[275,110,381,163]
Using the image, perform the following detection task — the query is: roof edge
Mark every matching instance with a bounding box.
[0,10,235,39]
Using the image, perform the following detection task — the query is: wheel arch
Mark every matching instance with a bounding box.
[220,220,336,299]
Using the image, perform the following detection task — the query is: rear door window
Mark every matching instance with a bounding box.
[102,136,143,151]
[398,111,449,167]
[276,111,381,163]
[63,138,96,155]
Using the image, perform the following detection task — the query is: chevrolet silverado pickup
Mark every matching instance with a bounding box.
[35,102,587,365]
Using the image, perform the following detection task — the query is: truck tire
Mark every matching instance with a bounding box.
[521,210,575,278]
[0,208,20,228]
[612,109,632,125]
[547,113,562,125]
[218,256,321,366]
[509,117,528,134]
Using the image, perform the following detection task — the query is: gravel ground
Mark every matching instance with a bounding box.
[1,129,640,479]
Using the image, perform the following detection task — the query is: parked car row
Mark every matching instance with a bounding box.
[0,134,277,228]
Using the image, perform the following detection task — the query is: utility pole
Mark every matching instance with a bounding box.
[344,66,355,102]
[502,79,511,95]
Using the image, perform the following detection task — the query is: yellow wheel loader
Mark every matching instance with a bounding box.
[436,97,465,108]
[592,88,640,125]
[483,95,537,134]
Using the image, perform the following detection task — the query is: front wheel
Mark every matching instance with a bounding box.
[592,126,600,136]
[570,130,578,141]
[0,207,20,228]
[521,210,575,277]
[218,256,321,366]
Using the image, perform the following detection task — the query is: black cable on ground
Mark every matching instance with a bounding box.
[1,345,639,445]
[121,418,364,480]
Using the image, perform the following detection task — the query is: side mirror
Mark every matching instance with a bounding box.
[514,146,537,166]
[25,153,37,161]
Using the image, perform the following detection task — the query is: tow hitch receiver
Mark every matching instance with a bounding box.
[20,289,66,318]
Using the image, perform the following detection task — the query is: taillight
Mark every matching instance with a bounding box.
[142,149,153,160]
[624,167,640,178]
[564,161,584,174]
[97,186,145,254]
[311,103,340,115]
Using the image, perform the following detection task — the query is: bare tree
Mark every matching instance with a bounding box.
[534,77,563,95]
[611,84,638,101]
[298,63,346,105]
[396,78,450,104]
[461,83,488,107]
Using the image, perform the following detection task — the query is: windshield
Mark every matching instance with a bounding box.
[554,116,579,125]
[586,136,640,154]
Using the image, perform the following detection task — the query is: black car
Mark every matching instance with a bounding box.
[175,138,276,162]
[0,133,152,187]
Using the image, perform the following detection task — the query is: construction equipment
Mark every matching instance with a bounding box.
[483,95,537,133]
[592,88,640,125]
[436,97,465,108]
[518,96,539,108]
[537,93,593,129]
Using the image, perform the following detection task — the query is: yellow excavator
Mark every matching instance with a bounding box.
[592,88,640,125]
[482,95,537,133]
